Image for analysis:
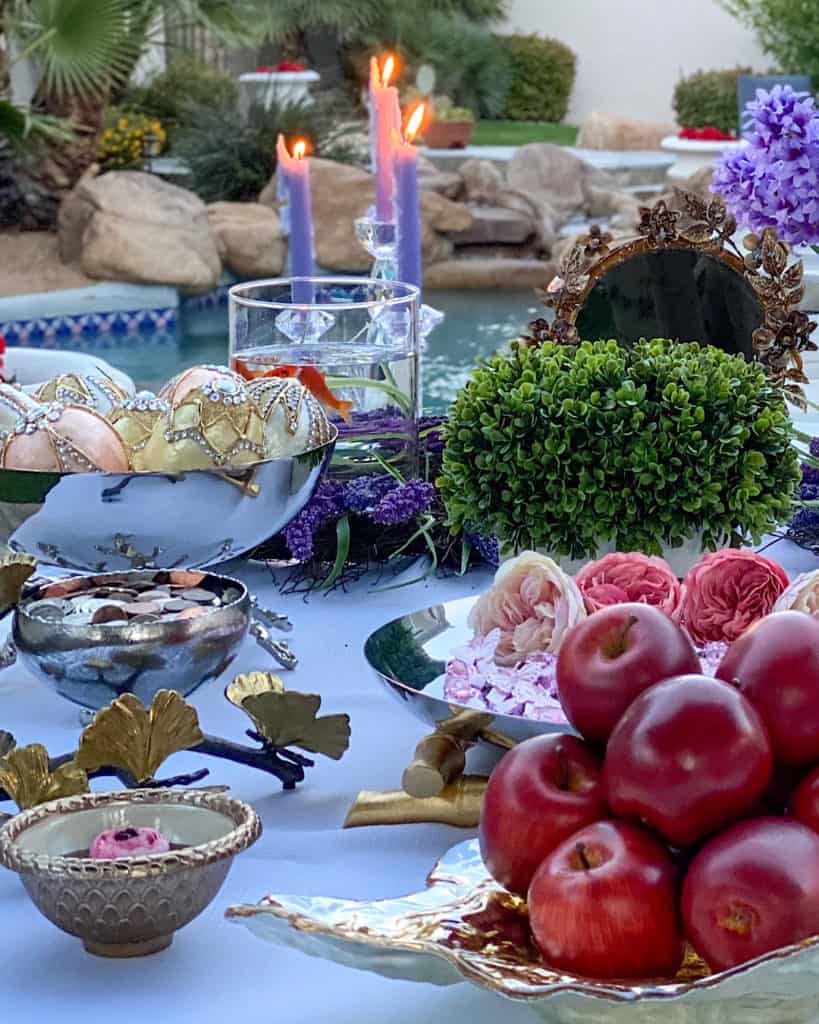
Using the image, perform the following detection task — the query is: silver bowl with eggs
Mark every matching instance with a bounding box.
[13,568,251,709]
[0,365,336,571]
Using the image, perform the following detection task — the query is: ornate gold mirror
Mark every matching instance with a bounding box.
[532,190,817,407]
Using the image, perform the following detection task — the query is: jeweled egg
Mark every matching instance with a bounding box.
[2,403,131,473]
[31,372,130,416]
[247,377,335,458]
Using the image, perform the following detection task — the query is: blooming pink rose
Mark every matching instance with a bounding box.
[774,568,819,617]
[575,552,682,617]
[468,551,586,665]
[679,548,789,645]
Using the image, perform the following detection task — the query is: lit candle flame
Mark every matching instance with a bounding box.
[381,54,396,87]
[405,103,425,144]
[292,139,307,160]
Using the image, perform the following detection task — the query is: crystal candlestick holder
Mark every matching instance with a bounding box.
[355,216,398,280]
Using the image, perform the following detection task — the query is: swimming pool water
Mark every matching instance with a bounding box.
[76,290,541,414]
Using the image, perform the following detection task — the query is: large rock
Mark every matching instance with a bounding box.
[417,154,463,199]
[207,202,285,278]
[58,171,221,294]
[424,257,555,290]
[450,205,535,245]
[459,157,556,251]
[577,113,676,151]
[259,158,472,273]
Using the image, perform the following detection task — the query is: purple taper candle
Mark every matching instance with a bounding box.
[277,134,314,303]
[395,104,424,290]
[370,55,399,223]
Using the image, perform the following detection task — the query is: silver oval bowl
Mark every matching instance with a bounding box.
[364,596,571,750]
[13,568,250,709]
[1,788,261,958]
[0,431,335,572]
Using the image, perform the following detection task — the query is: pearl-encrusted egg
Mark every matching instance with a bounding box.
[141,369,266,472]
[107,391,170,471]
[31,372,130,416]
[247,377,335,458]
[0,383,37,439]
[2,403,130,473]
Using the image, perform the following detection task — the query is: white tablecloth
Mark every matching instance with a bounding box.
[1,539,816,1022]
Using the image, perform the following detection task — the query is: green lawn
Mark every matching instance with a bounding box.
[471,120,578,147]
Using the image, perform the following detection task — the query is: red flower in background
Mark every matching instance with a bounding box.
[255,62,306,73]
[679,126,738,141]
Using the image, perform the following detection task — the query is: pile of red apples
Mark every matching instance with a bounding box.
[480,605,819,980]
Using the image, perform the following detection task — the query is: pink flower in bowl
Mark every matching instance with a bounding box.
[679,548,789,645]
[575,552,682,617]
[468,551,586,666]
[774,568,819,617]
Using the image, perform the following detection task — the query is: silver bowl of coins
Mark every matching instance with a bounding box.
[13,569,250,709]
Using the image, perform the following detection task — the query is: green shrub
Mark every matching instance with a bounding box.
[496,34,576,122]
[98,108,166,170]
[174,95,358,204]
[439,338,798,559]
[122,54,238,140]
[672,67,752,134]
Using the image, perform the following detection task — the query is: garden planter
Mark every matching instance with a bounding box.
[660,135,745,183]
[423,121,474,150]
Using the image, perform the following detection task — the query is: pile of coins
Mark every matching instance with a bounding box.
[21,570,243,627]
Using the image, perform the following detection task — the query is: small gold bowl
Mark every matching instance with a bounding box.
[0,788,261,958]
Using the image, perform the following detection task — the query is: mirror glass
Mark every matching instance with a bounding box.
[575,249,763,360]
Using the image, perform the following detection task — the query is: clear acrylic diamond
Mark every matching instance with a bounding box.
[274,308,336,345]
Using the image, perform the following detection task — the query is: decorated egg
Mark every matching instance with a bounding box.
[158,364,246,406]
[32,372,130,416]
[0,383,37,439]
[2,403,130,473]
[140,372,266,472]
[107,392,170,471]
[247,377,335,458]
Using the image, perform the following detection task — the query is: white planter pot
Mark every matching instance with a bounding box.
[501,533,707,578]
[659,135,746,183]
[238,71,320,113]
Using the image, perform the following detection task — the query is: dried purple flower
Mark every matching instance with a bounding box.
[284,479,346,560]
[370,479,435,525]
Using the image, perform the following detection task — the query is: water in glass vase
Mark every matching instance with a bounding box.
[232,343,419,480]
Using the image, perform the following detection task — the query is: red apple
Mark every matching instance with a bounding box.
[556,603,700,744]
[479,733,606,896]
[528,820,684,980]
[716,611,819,765]
[682,817,819,971]
[604,674,773,847]
[790,766,819,834]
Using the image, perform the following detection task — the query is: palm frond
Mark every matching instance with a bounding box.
[10,0,139,100]
[0,99,73,149]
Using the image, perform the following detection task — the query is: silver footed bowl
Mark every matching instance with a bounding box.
[0,432,335,572]
[1,788,261,959]
[228,837,819,1024]
[13,569,250,709]
[364,596,569,750]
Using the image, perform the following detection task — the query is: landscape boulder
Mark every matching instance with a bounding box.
[577,112,677,151]
[424,257,554,291]
[207,202,285,278]
[58,171,221,294]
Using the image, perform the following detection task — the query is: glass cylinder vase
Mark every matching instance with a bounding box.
[229,277,420,480]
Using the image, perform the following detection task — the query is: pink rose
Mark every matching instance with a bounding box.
[679,548,788,645]
[774,569,819,617]
[468,551,586,665]
[575,552,682,617]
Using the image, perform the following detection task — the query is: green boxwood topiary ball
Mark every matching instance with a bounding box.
[438,338,799,559]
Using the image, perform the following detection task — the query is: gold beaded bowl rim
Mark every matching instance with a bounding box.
[0,427,337,478]
[0,788,262,878]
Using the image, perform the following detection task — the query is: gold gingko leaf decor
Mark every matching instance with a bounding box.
[226,671,285,709]
[0,744,88,811]
[0,550,37,614]
[242,691,351,761]
[76,691,204,783]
